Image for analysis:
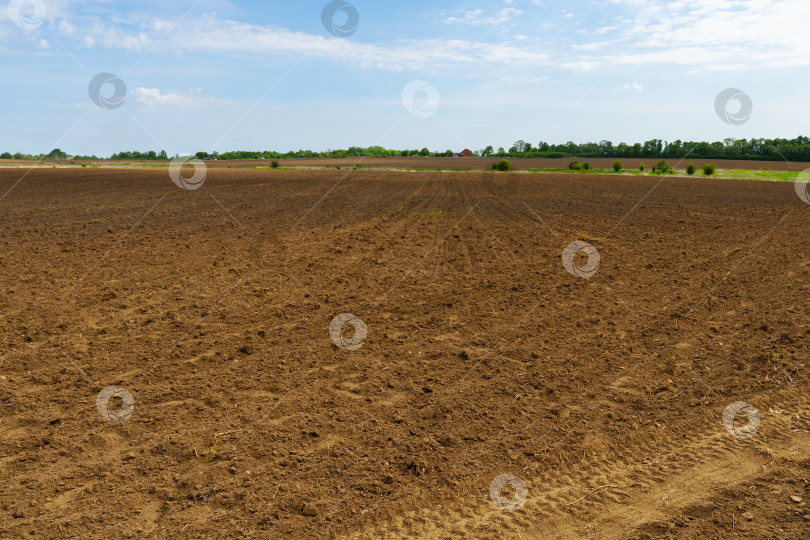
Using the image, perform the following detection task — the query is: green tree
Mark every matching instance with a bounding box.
[642,139,663,157]
[568,161,582,170]
[492,159,512,172]
[639,163,646,172]
[582,162,591,170]
[686,164,696,175]
[652,159,673,174]
[418,147,430,157]
[482,145,494,157]
[703,163,716,176]
[0,152,12,159]
[613,160,622,172]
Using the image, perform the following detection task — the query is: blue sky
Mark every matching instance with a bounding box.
[1,0,808,156]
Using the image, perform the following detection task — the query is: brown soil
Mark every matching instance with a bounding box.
[0,167,808,539]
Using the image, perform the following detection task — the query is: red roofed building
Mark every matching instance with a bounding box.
[461,149,473,158]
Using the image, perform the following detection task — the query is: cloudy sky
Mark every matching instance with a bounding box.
[1,0,808,156]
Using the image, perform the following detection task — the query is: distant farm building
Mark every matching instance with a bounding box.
[461,149,473,157]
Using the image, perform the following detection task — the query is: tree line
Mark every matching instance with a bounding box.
[482,136,810,161]
[3,137,810,162]
[192,146,458,160]
[0,148,99,160]
[175,137,810,162]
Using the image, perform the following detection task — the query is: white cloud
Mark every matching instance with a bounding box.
[57,19,74,35]
[594,0,810,69]
[443,8,523,26]
[51,13,549,71]
[131,87,207,108]
[622,82,643,91]
[560,60,600,71]
[8,0,810,73]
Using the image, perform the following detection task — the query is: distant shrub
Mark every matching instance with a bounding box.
[492,159,512,172]
[568,160,582,170]
[271,160,280,168]
[686,164,696,175]
[613,160,622,172]
[582,162,591,170]
[652,159,673,175]
[703,163,716,176]
[639,163,646,172]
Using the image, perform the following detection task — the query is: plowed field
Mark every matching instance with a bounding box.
[1,167,808,538]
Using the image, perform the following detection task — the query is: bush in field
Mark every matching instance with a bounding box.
[582,162,591,170]
[686,164,696,175]
[639,163,646,172]
[492,159,512,172]
[652,159,673,174]
[271,160,280,168]
[703,163,716,176]
[613,160,622,172]
[568,160,583,170]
